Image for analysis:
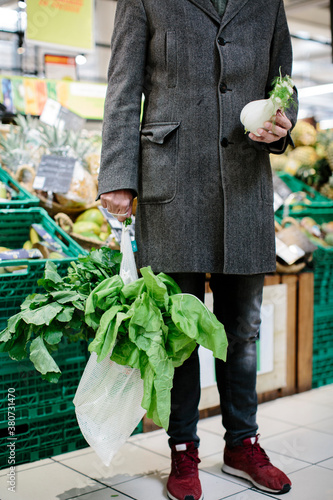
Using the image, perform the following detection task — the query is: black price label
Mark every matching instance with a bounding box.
[33,155,76,193]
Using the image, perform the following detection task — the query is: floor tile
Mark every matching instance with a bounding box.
[197,414,222,434]
[317,457,333,471]
[256,413,297,439]
[305,415,333,435]
[67,486,134,499]
[115,467,247,500]
[258,395,333,426]
[0,458,53,477]
[52,447,94,462]
[131,426,224,460]
[57,441,170,487]
[294,384,333,408]
[261,427,333,464]
[0,460,105,500]
[268,465,333,500]
[223,490,279,500]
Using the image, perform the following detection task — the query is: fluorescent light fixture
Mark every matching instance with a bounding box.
[298,84,333,98]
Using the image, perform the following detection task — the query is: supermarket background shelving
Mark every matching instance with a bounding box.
[0,0,332,125]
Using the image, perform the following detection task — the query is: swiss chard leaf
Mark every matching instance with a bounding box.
[140,267,169,310]
[44,324,64,345]
[21,302,63,326]
[29,336,61,379]
[169,294,228,361]
[37,261,63,291]
[56,306,75,322]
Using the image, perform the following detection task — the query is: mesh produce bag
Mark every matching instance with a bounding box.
[73,224,145,466]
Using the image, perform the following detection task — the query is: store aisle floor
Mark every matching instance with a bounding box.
[1,384,333,500]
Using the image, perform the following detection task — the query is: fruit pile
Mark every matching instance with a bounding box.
[300,217,333,248]
[270,120,333,196]
[0,225,69,274]
[72,208,111,243]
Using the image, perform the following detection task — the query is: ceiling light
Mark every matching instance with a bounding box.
[75,54,87,65]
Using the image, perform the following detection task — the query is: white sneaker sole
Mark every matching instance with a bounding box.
[222,464,291,495]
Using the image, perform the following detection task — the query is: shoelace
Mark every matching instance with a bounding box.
[244,442,272,468]
[172,448,201,477]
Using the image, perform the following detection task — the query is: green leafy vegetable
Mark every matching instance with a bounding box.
[0,248,228,431]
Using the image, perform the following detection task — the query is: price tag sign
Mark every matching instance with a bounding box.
[33,155,76,193]
[40,98,85,132]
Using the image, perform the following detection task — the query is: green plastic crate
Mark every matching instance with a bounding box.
[0,168,40,209]
[275,172,333,220]
[0,340,88,414]
[0,207,86,327]
[312,306,333,388]
[0,409,87,469]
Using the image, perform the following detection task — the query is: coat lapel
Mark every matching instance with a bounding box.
[186,0,250,28]
[220,0,250,29]
[186,0,221,24]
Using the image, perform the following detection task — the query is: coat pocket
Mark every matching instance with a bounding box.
[139,122,180,204]
[166,31,177,88]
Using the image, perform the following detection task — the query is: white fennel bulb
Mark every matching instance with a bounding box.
[240,99,276,136]
[240,71,294,136]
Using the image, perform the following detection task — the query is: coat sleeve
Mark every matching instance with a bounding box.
[248,0,298,155]
[97,0,149,198]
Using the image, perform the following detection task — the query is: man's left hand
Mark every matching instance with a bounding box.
[248,110,292,144]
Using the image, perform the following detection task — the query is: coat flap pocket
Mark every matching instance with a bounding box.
[141,122,180,144]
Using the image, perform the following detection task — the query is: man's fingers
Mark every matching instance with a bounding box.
[100,190,133,220]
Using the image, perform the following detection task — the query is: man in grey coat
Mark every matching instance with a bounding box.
[98,1,298,499]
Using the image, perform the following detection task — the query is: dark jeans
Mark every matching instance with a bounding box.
[167,272,265,448]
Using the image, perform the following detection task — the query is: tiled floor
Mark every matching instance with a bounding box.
[1,384,333,500]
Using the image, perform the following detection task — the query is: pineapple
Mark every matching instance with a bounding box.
[38,123,71,156]
[288,146,319,167]
[291,120,317,147]
[0,124,31,172]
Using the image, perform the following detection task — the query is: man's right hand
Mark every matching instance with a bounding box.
[100,189,134,222]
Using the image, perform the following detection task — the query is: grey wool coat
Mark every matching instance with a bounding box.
[98,0,298,274]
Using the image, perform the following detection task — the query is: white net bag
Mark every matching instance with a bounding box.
[73,224,146,466]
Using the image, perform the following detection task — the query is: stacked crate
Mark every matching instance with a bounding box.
[0,183,90,469]
[275,173,333,388]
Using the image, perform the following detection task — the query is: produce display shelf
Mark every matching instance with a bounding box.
[0,167,40,209]
[0,207,86,327]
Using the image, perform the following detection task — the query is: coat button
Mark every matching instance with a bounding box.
[218,37,227,46]
[220,138,229,147]
[220,82,227,93]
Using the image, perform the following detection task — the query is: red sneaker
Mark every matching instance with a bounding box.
[222,435,291,494]
[167,442,203,500]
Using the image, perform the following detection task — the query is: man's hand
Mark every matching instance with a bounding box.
[100,189,134,222]
[248,110,292,144]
